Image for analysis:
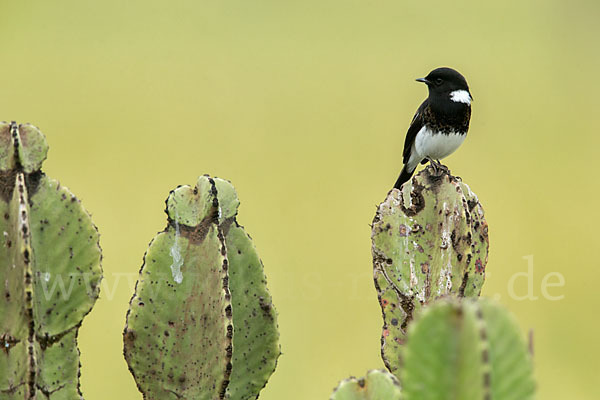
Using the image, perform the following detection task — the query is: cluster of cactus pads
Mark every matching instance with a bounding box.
[123,175,280,399]
[331,298,535,400]
[331,166,535,399]
[0,123,279,399]
[0,122,535,400]
[0,122,102,399]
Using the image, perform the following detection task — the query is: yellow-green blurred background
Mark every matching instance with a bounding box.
[1,0,598,398]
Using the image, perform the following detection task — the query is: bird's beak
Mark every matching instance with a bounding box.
[416,77,429,84]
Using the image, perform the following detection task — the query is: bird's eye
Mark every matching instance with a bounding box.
[435,78,443,85]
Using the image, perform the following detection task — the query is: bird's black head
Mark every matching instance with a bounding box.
[417,67,471,101]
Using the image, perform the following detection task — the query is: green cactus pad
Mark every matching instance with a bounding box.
[125,176,279,400]
[0,122,102,399]
[124,176,232,399]
[372,166,489,373]
[15,124,49,174]
[29,176,103,337]
[330,370,402,400]
[214,178,279,400]
[401,298,535,400]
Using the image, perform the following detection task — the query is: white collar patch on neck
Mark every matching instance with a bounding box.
[450,90,472,105]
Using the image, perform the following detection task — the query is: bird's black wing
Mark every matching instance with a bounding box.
[402,99,428,164]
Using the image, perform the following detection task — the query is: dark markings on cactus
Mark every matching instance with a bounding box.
[219,216,235,236]
[37,327,75,351]
[475,259,485,273]
[24,170,43,198]
[399,181,426,216]
[123,329,136,345]
[398,224,408,236]
[0,334,19,354]
[0,170,17,201]
[258,296,275,320]
[169,219,213,245]
[458,272,469,296]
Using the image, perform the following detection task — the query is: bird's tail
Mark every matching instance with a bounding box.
[393,165,415,190]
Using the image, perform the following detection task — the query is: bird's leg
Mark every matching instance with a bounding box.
[426,157,439,174]
[435,159,443,174]
[436,159,450,175]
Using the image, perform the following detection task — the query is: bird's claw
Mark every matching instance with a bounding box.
[427,158,448,177]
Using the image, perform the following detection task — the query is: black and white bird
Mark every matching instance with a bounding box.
[393,67,472,189]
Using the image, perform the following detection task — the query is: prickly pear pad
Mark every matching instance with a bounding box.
[124,176,232,400]
[214,178,279,400]
[401,299,535,400]
[0,122,102,399]
[125,176,280,400]
[372,166,488,373]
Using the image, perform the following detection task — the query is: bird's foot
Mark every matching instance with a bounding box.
[427,158,450,178]
[435,160,450,175]
[426,157,437,173]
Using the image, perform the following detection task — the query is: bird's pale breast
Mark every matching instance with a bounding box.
[413,126,466,161]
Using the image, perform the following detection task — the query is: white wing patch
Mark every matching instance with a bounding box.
[450,90,472,105]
